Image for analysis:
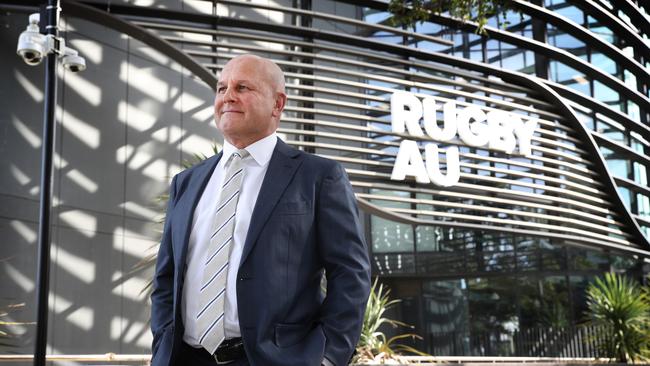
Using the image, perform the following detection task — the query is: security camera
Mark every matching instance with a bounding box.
[62,50,86,72]
[16,13,45,65]
[16,12,87,72]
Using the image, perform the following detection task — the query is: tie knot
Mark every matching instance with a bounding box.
[226,149,249,169]
[233,149,249,159]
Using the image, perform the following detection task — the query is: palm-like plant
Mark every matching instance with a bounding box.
[353,278,427,364]
[0,302,31,348]
[584,272,650,363]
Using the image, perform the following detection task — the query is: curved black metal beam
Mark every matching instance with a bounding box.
[510,0,649,86]
[614,176,650,201]
[568,0,650,60]
[61,0,218,89]
[422,12,650,113]
[548,81,650,143]
[109,1,650,115]
[331,0,650,145]
[609,0,650,38]
[592,133,650,169]
[237,0,649,120]
[357,198,650,257]
[1,0,218,88]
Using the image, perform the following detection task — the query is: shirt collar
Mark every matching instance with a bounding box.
[221,132,277,167]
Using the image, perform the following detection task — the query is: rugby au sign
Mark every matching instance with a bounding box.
[390,91,539,187]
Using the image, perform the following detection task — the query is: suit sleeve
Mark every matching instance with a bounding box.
[150,174,178,355]
[317,163,371,365]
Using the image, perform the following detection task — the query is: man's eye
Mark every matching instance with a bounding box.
[217,87,226,93]
[238,85,248,90]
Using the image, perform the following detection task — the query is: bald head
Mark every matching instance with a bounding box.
[214,54,288,148]
[224,54,285,95]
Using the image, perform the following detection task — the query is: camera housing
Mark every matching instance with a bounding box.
[16,13,45,65]
[16,12,86,72]
[62,53,86,73]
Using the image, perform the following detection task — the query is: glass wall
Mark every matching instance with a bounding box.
[370,223,644,356]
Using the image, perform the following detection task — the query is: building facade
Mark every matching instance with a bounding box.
[1,0,649,359]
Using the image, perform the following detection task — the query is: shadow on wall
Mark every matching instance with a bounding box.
[0,6,219,356]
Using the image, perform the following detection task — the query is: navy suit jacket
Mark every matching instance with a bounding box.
[150,139,371,366]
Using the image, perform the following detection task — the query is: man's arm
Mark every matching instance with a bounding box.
[317,162,371,365]
[150,175,178,354]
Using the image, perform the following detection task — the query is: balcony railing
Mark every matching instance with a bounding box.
[427,326,609,357]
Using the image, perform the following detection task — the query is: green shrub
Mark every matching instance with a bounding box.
[353,278,427,364]
[584,272,650,363]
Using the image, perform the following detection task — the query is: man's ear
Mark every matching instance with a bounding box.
[272,92,287,118]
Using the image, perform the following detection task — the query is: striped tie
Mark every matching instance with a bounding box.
[197,149,248,354]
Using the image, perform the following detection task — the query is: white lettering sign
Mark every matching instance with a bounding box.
[390,91,538,187]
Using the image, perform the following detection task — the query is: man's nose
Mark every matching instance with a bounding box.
[222,85,236,102]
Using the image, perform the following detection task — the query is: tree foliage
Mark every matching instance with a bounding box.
[584,272,650,363]
[388,0,510,34]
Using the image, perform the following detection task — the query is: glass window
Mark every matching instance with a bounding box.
[624,69,637,90]
[597,119,626,142]
[416,225,441,252]
[627,101,641,123]
[422,279,470,355]
[618,186,632,210]
[637,194,650,218]
[370,189,414,253]
[567,246,609,271]
[610,254,637,271]
[568,275,591,324]
[593,81,622,111]
[518,276,571,329]
[467,276,519,355]
[590,53,617,76]
[634,162,647,185]
[550,61,590,95]
[601,146,630,178]
[547,2,584,24]
[574,109,595,131]
[371,215,414,253]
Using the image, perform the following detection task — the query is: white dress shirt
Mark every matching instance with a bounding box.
[182,133,277,346]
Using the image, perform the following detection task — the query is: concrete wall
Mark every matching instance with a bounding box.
[0,2,217,358]
[0,0,364,360]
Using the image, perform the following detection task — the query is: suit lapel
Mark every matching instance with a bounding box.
[239,139,302,266]
[173,152,222,268]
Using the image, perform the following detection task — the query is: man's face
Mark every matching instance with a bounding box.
[214,57,279,146]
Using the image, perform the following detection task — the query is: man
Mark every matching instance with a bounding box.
[150,54,371,366]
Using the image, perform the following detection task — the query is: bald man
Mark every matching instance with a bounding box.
[150,54,371,366]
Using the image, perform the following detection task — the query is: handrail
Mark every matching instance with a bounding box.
[0,354,150,363]
[398,356,619,363]
[0,354,623,364]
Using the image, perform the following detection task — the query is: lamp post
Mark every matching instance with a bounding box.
[34,1,57,364]
[15,1,85,365]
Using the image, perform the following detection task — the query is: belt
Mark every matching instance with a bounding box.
[214,337,245,364]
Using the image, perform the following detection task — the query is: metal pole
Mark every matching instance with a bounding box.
[34,0,59,365]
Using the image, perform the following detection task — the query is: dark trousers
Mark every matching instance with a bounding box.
[175,341,249,366]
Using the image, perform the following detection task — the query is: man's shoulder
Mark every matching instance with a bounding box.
[281,140,335,165]
[286,146,344,181]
